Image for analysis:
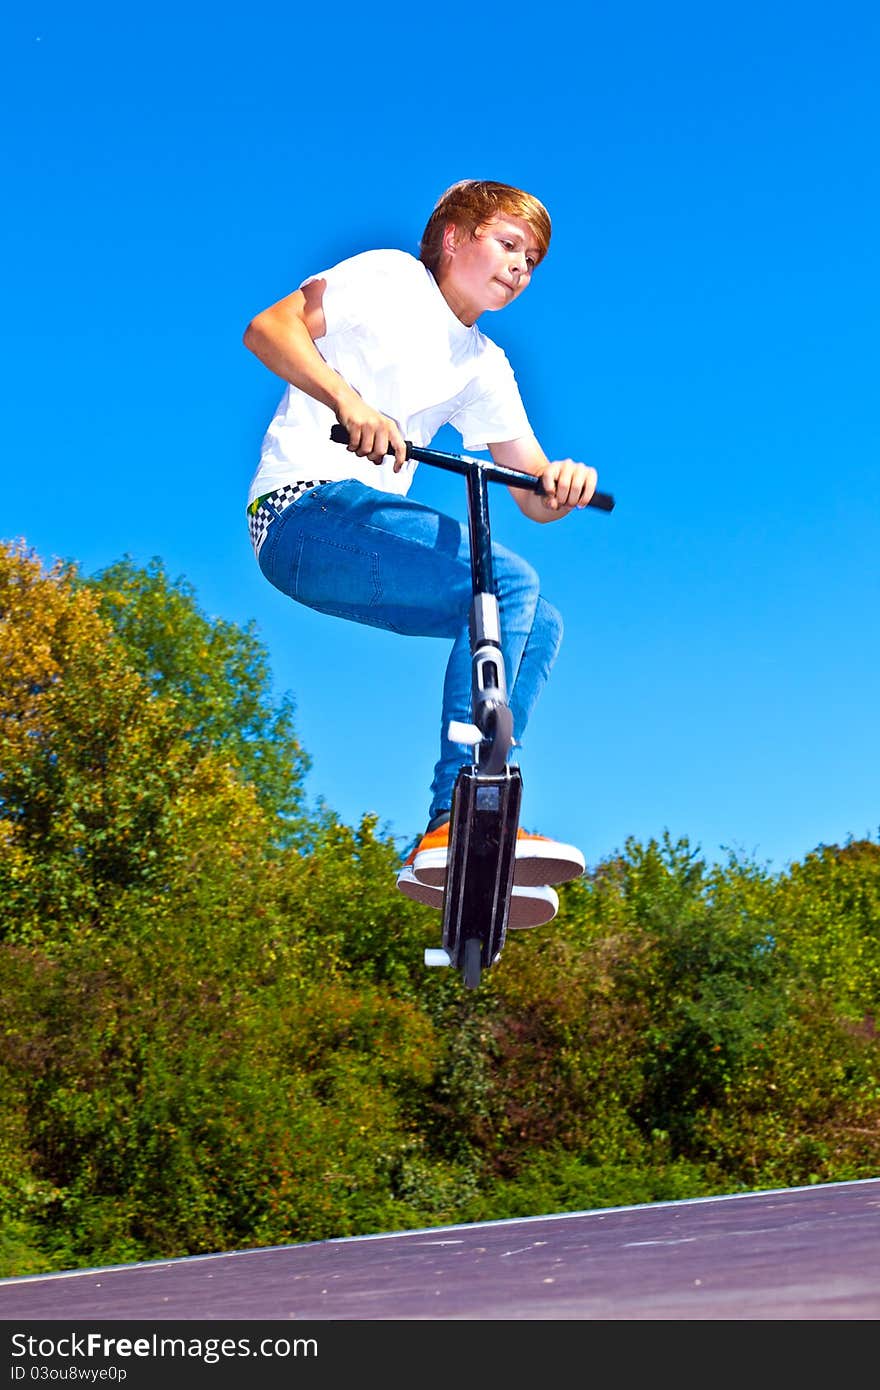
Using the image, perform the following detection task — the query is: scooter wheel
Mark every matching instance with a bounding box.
[463,937,482,990]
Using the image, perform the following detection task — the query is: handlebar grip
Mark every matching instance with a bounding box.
[589,490,615,512]
[329,423,412,460]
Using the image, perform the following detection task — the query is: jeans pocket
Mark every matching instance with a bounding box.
[293,531,397,629]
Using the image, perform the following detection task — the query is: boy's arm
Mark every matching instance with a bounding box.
[243,282,407,468]
[489,436,598,524]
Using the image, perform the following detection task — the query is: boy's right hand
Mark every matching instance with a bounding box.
[336,393,408,471]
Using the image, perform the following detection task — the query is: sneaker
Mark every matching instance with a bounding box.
[406,822,585,889]
[396,865,559,929]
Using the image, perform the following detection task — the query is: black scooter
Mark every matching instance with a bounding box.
[331,424,614,987]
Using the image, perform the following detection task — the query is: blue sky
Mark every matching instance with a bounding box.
[4,2,878,874]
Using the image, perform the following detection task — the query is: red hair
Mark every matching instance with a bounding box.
[419,180,551,274]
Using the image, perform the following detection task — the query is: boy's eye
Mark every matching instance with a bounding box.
[500,238,536,270]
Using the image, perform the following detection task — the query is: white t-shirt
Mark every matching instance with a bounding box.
[247,249,533,504]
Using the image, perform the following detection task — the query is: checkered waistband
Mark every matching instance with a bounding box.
[247,480,332,556]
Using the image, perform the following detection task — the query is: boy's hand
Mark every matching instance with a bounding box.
[538,459,598,511]
[490,437,600,524]
[336,394,408,471]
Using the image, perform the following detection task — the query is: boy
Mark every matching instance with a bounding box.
[244,180,598,928]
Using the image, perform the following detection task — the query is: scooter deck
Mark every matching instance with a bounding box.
[441,764,523,975]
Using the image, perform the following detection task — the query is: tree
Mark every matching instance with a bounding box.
[0,543,286,945]
[771,839,880,1020]
[85,556,310,844]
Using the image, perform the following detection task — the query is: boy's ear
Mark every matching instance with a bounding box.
[441,222,460,256]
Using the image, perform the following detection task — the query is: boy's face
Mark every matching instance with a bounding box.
[440,215,542,324]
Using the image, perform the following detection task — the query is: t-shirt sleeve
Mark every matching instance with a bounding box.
[451,346,533,452]
[302,250,407,339]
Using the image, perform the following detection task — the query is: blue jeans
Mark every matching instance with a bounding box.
[257,479,563,825]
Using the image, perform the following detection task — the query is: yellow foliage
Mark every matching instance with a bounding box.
[0,541,270,946]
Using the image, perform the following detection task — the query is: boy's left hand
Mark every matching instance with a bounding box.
[489,436,599,523]
[538,459,598,511]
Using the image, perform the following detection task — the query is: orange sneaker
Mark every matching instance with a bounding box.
[405,821,585,889]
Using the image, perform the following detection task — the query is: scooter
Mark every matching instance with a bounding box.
[330,424,614,987]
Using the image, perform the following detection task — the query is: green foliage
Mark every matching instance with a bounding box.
[1,540,878,1277]
[85,556,310,844]
[0,937,438,1268]
[770,839,880,1019]
[469,1143,716,1222]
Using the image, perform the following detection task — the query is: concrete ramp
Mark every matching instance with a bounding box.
[2,1178,878,1321]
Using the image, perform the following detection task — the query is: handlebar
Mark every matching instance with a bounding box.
[329,425,615,512]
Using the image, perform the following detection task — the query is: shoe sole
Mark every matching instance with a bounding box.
[410,842,585,889]
[396,868,559,929]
